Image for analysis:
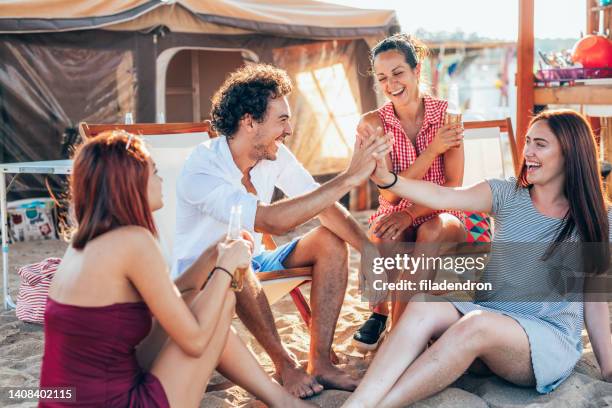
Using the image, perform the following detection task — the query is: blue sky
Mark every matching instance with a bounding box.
[323,0,586,40]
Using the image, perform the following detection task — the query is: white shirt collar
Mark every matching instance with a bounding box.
[218,136,244,180]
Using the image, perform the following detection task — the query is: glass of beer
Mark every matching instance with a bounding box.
[445,83,462,126]
[227,205,246,292]
[445,110,462,125]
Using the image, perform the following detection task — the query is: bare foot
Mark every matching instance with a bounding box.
[276,362,324,399]
[310,364,359,391]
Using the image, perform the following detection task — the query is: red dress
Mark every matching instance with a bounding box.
[369,95,464,227]
[39,298,169,407]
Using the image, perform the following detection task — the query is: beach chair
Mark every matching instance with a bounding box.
[463,118,519,183]
[78,122,314,328]
[462,118,519,242]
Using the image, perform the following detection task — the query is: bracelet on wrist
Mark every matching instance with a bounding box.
[376,172,398,189]
[205,266,235,286]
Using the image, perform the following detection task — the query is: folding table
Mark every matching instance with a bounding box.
[1,160,72,309]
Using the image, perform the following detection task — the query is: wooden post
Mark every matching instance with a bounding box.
[191,50,201,123]
[587,0,597,35]
[601,117,612,200]
[516,0,535,156]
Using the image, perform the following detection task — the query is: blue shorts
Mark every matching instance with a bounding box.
[252,238,300,273]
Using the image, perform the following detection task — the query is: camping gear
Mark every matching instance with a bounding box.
[1,160,72,310]
[0,0,399,200]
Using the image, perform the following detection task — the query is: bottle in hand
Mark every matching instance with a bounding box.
[227,205,246,292]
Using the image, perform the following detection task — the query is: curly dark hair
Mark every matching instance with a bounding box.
[210,64,293,138]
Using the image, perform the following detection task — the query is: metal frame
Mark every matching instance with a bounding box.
[1,160,72,310]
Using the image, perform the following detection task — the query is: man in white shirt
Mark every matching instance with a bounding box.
[173,64,390,398]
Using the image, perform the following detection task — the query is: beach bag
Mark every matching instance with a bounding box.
[16,258,61,324]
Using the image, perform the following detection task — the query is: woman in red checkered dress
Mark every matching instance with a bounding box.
[353,34,467,351]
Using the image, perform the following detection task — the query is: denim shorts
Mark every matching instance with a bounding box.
[251,237,300,273]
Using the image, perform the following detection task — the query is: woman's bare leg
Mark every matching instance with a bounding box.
[345,296,461,408]
[216,329,312,407]
[391,213,467,322]
[377,310,535,408]
[142,287,309,408]
[151,293,235,407]
[136,295,215,371]
[367,226,416,317]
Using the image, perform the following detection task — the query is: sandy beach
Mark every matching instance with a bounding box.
[1,212,611,407]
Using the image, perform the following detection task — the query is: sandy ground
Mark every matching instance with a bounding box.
[1,212,611,407]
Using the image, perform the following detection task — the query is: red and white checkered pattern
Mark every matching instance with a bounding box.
[370,95,464,226]
[16,258,61,324]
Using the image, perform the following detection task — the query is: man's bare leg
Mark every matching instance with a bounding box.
[283,226,358,391]
[235,266,322,398]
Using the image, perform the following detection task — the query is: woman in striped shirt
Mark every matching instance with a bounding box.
[344,110,612,407]
[353,34,467,350]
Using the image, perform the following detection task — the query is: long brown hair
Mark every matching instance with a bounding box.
[517,110,609,274]
[70,130,157,249]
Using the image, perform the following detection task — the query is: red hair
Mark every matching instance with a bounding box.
[70,130,157,249]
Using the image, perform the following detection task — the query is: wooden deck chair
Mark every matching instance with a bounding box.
[463,118,519,182]
[78,122,316,336]
[461,118,519,242]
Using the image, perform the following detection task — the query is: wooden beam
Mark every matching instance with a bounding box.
[191,50,201,123]
[79,122,213,139]
[464,119,511,130]
[534,85,612,105]
[425,41,513,51]
[257,268,313,282]
[516,0,535,157]
[588,0,597,35]
[601,117,612,200]
[166,86,192,95]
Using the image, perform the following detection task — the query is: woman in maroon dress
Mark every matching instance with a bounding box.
[39,131,310,407]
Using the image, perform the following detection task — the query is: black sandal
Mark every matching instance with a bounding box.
[352,313,387,351]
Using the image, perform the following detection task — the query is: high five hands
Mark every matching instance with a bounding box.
[354,124,394,186]
[344,124,393,186]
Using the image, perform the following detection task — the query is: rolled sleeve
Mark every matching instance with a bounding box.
[178,172,258,231]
